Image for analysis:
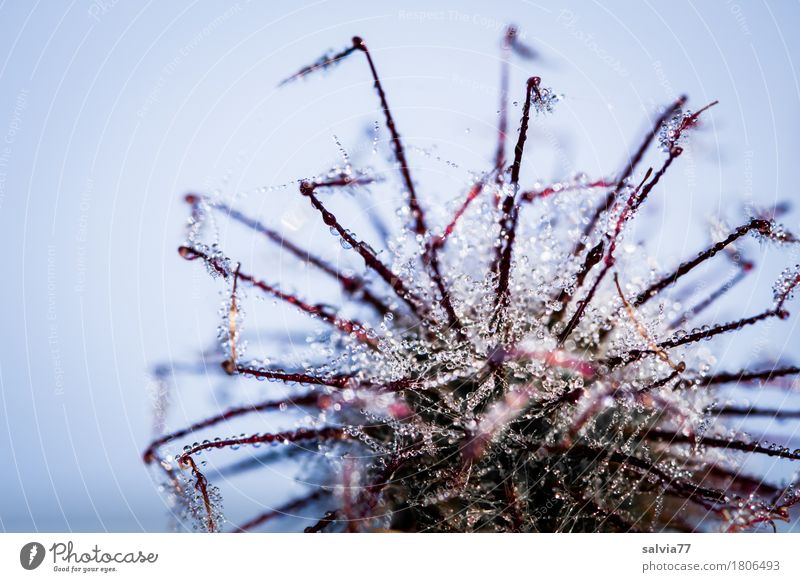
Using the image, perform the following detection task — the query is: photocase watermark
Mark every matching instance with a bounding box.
[556,9,629,77]
[4,88,28,144]
[74,178,93,295]
[397,10,529,39]
[0,88,29,210]
[396,9,447,22]
[651,60,674,101]
[742,148,754,200]
[47,245,64,397]
[19,542,46,570]
[137,2,249,118]
[651,59,698,203]
[18,540,159,574]
[726,0,752,37]
[87,0,121,22]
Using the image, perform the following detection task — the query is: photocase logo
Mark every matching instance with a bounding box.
[20,542,46,570]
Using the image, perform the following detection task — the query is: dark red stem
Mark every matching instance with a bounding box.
[643,429,800,461]
[300,183,430,322]
[143,393,320,464]
[187,194,392,316]
[178,245,377,346]
[634,218,771,307]
[179,427,346,462]
[493,77,541,323]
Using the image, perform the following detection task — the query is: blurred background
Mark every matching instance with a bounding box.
[1,0,799,532]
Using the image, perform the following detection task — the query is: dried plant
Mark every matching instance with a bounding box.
[144,29,800,533]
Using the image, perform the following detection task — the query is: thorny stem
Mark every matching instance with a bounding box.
[643,429,800,461]
[521,178,613,203]
[303,510,339,533]
[142,393,320,464]
[299,182,430,322]
[614,272,684,371]
[550,97,689,327]
[484,76,545,426]
[570,95,687,259]
[547,240,604,328]
[157,32,800,534]
[510,77,540,188]
[228,263,240,367]
[231,363,415,393]
[634,218,772,307]
[277,44,359,87]
[559,142,695,346]
[229,364,352,387]
[283,37,463,333]
[669,268,750,330]
[709,405,800,419]
[181,455,217,533]
[559,445,731,512]
[558,164,663,345]
[493,77,541,325]
[492,25,536,202]
[179,427,346,463]
[351,37,463,335]
[350,37,426,238]
[636,367,684,396]
[304,444,419,532]
[605,307,789,369]
[662,313,791,351]
[431,179,488,250]
[662,100,719,151]
[675,366,800,390]
[186,194,393,316]
[178,245,377,346]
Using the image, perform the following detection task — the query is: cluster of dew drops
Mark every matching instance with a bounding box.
[149,36,800,533]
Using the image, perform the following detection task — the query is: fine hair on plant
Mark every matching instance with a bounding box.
[145,27,800,533]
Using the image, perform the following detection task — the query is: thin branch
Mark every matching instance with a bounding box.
[142,393,320,464]
[179,245,377,346]
[188,194,393,316]
[634,218,772,307]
